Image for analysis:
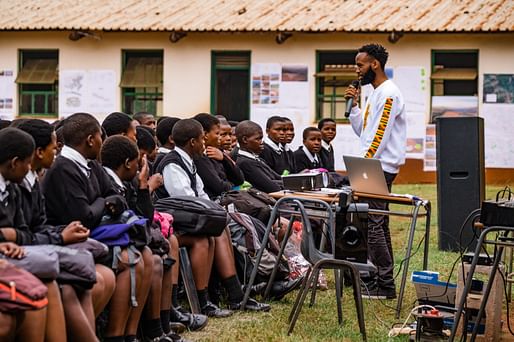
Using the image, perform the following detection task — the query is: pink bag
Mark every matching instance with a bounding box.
[154,211,174,238]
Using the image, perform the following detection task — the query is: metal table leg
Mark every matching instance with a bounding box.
[396,201,421,318]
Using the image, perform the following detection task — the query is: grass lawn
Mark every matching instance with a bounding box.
[183,184,507,341]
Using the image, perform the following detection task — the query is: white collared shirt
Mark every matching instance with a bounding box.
[61,145,91,177]
[158,146,172,154]
[264,137,283,153]
[321,140,332,152]
[302,145,320,164]
[0,172,9,194]
[238,149,260,160]
[23,170,38,190]
[162,147,209,200]
[103,167,125,190]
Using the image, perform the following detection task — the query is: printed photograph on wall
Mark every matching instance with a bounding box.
[281,65,308,82]
[430,96,478,122]
[483,74,514,104]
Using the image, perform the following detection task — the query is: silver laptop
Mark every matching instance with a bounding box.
[343,156,390,196]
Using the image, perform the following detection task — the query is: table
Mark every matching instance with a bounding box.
[269,190,431,318]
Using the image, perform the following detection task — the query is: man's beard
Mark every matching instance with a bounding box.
[360,68,376,85]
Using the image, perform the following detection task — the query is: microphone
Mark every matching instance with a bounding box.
[344,80,361,118]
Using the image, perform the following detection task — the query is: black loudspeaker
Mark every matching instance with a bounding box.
[334,203,369,263]
[436,116,485,252]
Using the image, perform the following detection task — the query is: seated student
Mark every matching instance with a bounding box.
[294,127,323,171]
[193,113,244,199]
[154,117,180,173]
[16,119,113,341]
[215,115,233,152]
[281,117,296,174]
[134,111,156,131]
[137,126,158,162]
[41,113,146,342]
[0,127,95,342]
[136,126,159,176]
[235,121,283,193]
[260,116,290,175]
[102,112,138,142]
[318,118,337,172]
[155,119,270,316]
[101,136,189,341]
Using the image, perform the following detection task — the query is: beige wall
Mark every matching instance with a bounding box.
[0,31,513,122]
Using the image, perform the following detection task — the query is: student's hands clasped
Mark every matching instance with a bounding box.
[206,146,224,161]
[0,242,25,259]
[61,221,89,244]
[139,154,163,192]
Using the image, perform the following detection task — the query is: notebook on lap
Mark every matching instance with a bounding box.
[343,156,390,196]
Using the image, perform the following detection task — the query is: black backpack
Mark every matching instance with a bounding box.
[219,188,276,224]
[228,212,289,286]
[155,196,228,236]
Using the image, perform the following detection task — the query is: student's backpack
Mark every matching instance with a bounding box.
[0,261,48,312]
[155,196,228,236]
[219,188,277,224]
[228,212,289,286]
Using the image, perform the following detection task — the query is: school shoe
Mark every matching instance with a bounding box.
[250,278,304,301]
[165,332,192,342]
[361,285,396,300]
[143,335,173,342]
[201,301,233,318]
[170,306,208,331]
[227,298,271,312]
[168,322,186,334]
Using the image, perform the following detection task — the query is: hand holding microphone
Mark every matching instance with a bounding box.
[344,80,361,118]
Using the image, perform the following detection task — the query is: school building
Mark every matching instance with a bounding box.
[0,0,513,183]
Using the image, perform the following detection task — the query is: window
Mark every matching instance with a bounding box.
[121,50,163,115]
[315,50,357,121]
[211,51,251,122]
[431,50,478,96]
[16,50,58,117]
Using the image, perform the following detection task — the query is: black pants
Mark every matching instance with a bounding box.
[362,172,397,290]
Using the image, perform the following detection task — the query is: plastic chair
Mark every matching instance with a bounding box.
[286,199,375,341]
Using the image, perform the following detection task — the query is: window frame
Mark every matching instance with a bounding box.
[210,50,251,117]
[315,50,358,122]
[430,49,479,97]
[17,49,59,118]
[121,49,164,115]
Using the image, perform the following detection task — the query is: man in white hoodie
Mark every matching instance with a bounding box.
[345,43,406,299]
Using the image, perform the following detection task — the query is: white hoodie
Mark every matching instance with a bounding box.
[349,79,406,174]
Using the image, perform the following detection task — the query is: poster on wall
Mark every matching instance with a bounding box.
[59,69,116,118]
[250,63,310,151]
[393,66,428,113]
[482,103,514,168]
[0,70,15,120]
[430,96,478,122]
[423,124,436,171]
[405,112,426,159]
[333,124,362,171]
[251,63,281,106]
[87,70,116,114]
[483,74,514,104]
[59,70,88,117]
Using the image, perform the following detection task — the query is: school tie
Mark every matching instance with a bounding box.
[313,158,320,168]
[0,186,8,206]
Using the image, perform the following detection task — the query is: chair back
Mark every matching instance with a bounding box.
[284,198,335,265]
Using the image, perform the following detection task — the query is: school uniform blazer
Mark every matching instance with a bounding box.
[195,153,245,199]
[18,177,64,245]
[105,173,154,222]
[294,147,321,172]
[42,157,122,229]
[236,154,283,193]
[319,146,335,172]
[260,143,290,176]
[0,183,33,245]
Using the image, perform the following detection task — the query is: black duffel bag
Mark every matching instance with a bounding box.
[155,196,228,236]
